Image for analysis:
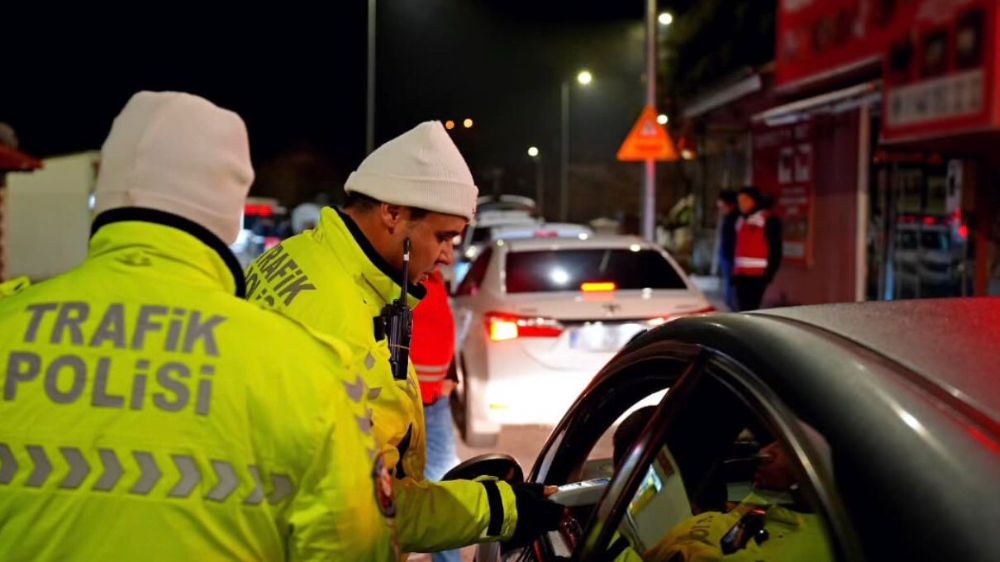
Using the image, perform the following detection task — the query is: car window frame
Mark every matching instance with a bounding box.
[500,247,690,294]
[520,342,701,562]
[574,351,862,562]
[454,246,494,297]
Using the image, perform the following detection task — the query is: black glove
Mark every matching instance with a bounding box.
[504,483,565,549]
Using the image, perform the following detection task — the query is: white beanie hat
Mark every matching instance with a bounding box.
[94,91,254,245]
[345,121,478,221]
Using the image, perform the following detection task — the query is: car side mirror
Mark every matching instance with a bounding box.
[443,453,524,483]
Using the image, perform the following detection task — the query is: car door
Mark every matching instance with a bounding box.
[452,245,494,349]
[573,352,860,562]
[497,340,696,562]
[508,344,860,562]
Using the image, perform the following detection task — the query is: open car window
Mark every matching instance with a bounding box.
[586,361,842,562]
[507,347,699,562]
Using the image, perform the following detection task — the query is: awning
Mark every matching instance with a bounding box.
[0,145,43,172]
[682,73,764,120]
[752,81,881,125]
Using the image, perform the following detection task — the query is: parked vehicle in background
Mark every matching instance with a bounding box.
[230,197,289,269]
[490,222,593,242]
[892,215,966,298]
[452,209,539,284]
[476,194,536,214]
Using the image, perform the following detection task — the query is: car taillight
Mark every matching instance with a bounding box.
[581,281,617,293]
[486,312,564,341]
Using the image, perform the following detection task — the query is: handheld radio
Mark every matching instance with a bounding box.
[381,238,414,381]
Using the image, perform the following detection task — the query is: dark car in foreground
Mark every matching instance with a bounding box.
[470,299,1000,562]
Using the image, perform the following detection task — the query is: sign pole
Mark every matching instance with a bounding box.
[642,0,657,242]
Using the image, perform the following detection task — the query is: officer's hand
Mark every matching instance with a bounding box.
[504,483,565,549]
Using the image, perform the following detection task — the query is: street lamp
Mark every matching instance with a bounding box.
[463,118,474,129]
[561,69,593,222]
[658,12,673,25]
[657,114,669,125]
[528,146,543,216]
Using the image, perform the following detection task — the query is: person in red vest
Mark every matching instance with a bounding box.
[733,186,783,311]
[411,267,462,562]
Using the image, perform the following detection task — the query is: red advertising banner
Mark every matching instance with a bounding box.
[776,0,918,88]
[777,0,1000,140]
[882,0,1000,141]
[752,121,815,266]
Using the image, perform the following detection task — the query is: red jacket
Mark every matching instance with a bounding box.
[412,270,456,405]
[734,210,770,277]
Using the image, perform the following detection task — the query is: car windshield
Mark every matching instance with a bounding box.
[505,248,688,293]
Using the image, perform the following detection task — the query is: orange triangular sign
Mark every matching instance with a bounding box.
[617,106,679,162]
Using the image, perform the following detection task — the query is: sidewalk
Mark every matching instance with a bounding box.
[689,274,732,312]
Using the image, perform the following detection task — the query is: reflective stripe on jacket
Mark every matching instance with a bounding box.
[734,210,770,277]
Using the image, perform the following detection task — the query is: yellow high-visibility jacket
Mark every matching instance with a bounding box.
[0,218,393,562]
[246,207,520,552]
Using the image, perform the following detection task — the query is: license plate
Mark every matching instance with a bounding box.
[569,324,630,352]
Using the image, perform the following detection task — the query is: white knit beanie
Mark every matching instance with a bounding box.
[94,91,254,245]
[345,121,478,221]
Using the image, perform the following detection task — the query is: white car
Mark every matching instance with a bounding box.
[451,235,713,446]
[452,210,539,284]
[490,222,593,242]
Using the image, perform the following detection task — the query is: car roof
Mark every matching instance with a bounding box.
[473,210,537,227]
[753,299,1000,421]
[649,299,1000,427]
[492,222,592,238]
[502,234,652,252]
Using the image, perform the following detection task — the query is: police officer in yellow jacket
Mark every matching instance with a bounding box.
[0,92,393,561]
[246,121,563,553]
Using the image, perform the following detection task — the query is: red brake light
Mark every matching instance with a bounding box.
[245,203,274,218]
[486,312,563,341]
[581,281,616,293]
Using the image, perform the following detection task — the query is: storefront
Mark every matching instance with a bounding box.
[747,0,1000,305]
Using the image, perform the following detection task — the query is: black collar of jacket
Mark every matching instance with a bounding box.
[91,207,247,298]
[336,208,427,300]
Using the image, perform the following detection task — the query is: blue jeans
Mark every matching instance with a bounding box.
[424,396,461,562]
[719,258,737,311]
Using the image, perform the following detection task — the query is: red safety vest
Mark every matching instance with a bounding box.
[734,210,769,277]
[412,270,456,405]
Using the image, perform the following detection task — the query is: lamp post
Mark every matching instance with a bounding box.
[528,146,543,217]
[560,69,594,222]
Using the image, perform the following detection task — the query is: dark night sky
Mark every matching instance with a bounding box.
[1,1,691,204]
